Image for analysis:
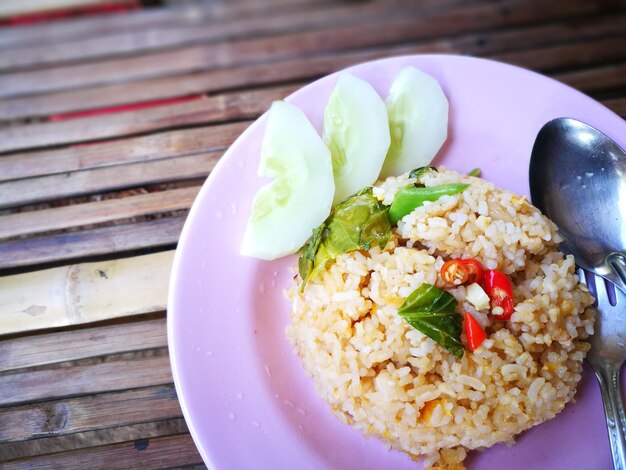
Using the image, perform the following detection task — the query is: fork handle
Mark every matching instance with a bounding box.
[594,362,626,470]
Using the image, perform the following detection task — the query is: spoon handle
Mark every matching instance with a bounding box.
[594,361,626,470]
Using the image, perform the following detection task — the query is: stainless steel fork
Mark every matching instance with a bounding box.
[579,268,626,470]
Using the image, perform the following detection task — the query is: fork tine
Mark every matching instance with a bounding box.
[594,273,610,306]
[577,267,599,307]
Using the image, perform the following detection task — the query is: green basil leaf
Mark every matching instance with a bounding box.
[298,187,391,289]
[388,183,469,225]
[398,284,464,358]
[467,168,481,177]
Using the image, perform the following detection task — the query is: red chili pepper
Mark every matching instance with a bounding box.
[464,311,487,352]
[440,259,469,285]
[482,270,514,320]
[440,258,484,286]
[463,258,484,284]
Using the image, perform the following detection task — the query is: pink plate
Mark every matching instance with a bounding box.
[168,55,626,469]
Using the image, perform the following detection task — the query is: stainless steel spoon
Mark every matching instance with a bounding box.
[529,117,626,469]
[529,117,626,292]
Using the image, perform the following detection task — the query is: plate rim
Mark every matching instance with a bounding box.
[167,53,624,469]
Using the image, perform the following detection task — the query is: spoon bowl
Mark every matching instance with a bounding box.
[529,117,626,292]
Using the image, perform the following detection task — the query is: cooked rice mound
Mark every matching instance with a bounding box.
[286,169,595,469]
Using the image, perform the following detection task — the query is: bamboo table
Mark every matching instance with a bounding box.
[1,0,625,467]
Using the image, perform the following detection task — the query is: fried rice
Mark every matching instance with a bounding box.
[286,168,595,469]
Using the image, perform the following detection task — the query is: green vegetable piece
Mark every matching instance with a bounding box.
[298,187,391,289]
[297,224,324,288]
[388,183,469,225]
[408,166,438,180]
[467,168,481,177]
[380,67,449,178]
[323,73,390,205]
[240,101,334,260]
[398,284,464,358]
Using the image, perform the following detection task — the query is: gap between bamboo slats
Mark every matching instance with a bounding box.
[0,316,168,372]
[0,0,602,98]
[0,250,172,334]
[0,121,246,183]
[0,384,181,442]
[0,186,199,240]
[1,432,202,468]
[0,84,294,153]
[0,215,182,269]
[1,12,624,121]
[0,351,172,407]
[0,152,218,208]
[0,418,191,462]
[0,0,480,70]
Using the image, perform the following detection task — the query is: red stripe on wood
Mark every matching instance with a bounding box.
[0,2,141,27]
[50,94,206,121]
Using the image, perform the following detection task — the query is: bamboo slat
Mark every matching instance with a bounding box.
[0,85,292,153]
[498,35,626,73]
[557,62,626,94]
[0,385,181,442]
[0,0,353,50]
[2,433,202,469]
[0,216,182,269]
[0,7,184,49]
[0,0,131,19]
[0,153,218,208]
[0,251,172,333]
[0,122,246,182]
[0,186,199,240]
[0,418,190,461]
[0,0,600,98]
[0,352,172,406]
[0,317,167,372]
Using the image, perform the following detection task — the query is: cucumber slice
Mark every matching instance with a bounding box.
[240,101,334,260]
[380,67,449,178]
[323,73,390,204]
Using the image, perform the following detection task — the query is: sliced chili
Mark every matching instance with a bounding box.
[440,259,469,285]
[463,258,484,284]
[440,258,484,286]
[464,311,487,352]
[482,269,514,320]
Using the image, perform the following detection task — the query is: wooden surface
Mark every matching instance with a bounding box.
[1,0,625,467]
